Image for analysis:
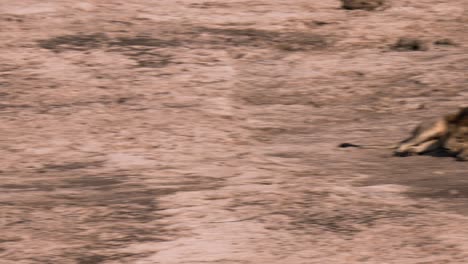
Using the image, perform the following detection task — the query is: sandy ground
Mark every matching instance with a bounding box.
[1,0,468,263]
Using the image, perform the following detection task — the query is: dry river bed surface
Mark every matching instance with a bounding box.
[0,1,467,263]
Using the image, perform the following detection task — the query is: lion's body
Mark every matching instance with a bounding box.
[395,107,468,161]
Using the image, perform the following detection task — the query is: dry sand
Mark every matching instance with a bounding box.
[1,1,467,263]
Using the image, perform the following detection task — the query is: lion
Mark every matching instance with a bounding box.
[339,107,468,161]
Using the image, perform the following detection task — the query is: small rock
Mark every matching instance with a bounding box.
[392,37,428,51]
[434,38,456,46]
[338,143,361,148]
[313,21,330,26]
[117,97,128,104]
[341,0,386,11]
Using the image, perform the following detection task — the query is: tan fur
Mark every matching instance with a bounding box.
[394,107,468,161]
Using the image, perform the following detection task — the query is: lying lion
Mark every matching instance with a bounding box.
[340,107,468,161]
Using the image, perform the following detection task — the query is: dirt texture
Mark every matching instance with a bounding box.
[0,1,467,263]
